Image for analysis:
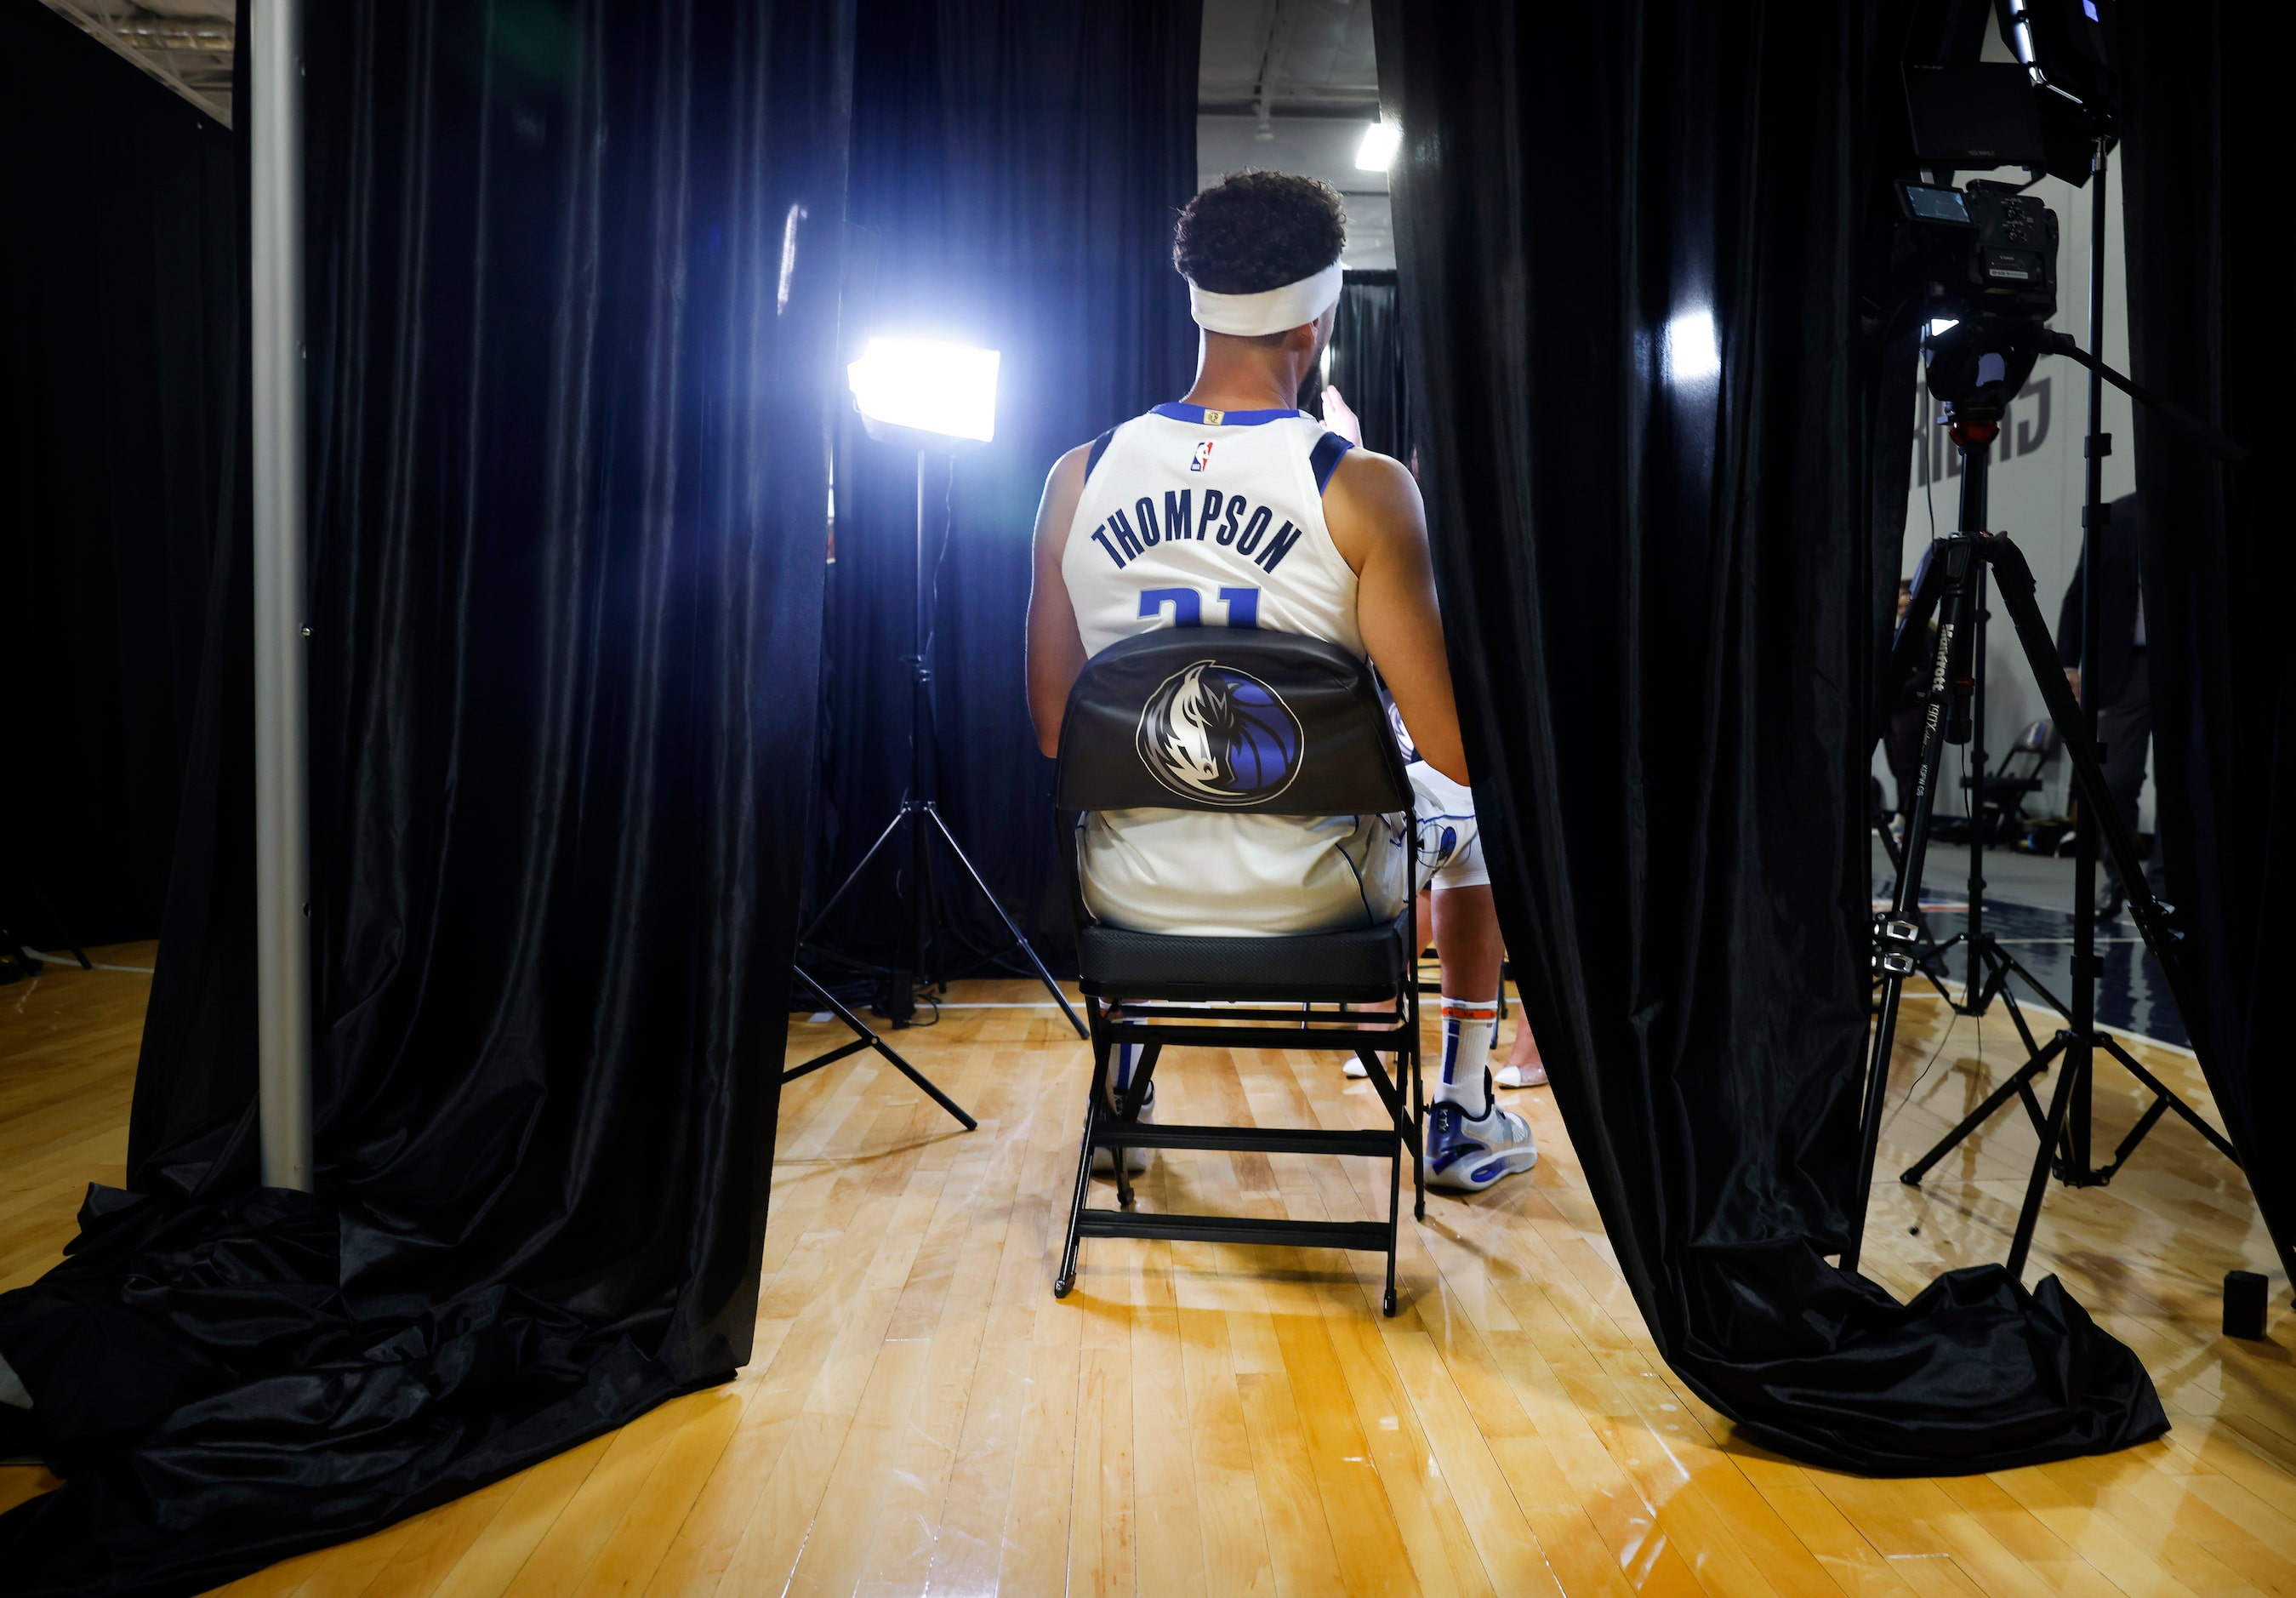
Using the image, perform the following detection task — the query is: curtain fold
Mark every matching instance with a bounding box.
[2119,7,2296,1286]
[1372,0,2168,1473]
[0,6,243,952]
[807,0,1201,985]
[1306,271,1413,463]
[0,1,852,1589]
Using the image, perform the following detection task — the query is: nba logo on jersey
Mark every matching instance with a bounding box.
[1189,440,1215,472]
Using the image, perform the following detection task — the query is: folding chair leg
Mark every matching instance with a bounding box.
[1056,1093,1096,1298]
[1410,1042,1426,1222]
[1058,1003,1118,1298]
[1383,1112,1402,1317]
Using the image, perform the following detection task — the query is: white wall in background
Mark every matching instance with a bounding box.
[1196,114,1393,269]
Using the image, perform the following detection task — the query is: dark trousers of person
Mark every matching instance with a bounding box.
[2096,650,2156,888]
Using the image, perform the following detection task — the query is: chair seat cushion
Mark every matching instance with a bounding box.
[1078,916,1410,1002]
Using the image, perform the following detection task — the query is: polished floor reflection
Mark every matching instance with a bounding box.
[1875,838,2190,1047]
[2,950,2288,1595]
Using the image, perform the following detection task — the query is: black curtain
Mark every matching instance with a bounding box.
[0,8,242,951]
[2120,11,2296,1284]
[1374,0,2168,1472]
[0,1,852,1589]
[808,0,1199,983]
[1302,270,1414,463]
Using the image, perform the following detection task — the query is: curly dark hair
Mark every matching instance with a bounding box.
[1173,169,1347,295]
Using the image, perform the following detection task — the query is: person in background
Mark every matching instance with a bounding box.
[1322,385,1546,1092]
[2055,488,2155,917]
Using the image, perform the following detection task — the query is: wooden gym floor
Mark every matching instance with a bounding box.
[3,946,2293,1595]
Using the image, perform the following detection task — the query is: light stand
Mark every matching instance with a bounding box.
[800,340,1085,1042]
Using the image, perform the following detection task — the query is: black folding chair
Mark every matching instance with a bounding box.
[1050,630,1423,1316]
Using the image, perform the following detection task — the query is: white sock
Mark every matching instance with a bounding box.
[1109,1042,1142,1107]
[1433,997,1498,1116]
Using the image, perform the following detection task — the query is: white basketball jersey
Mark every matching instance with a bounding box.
[1060,402,1407,936]
[1064,404,1362,656]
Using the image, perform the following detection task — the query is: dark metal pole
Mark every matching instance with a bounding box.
[894,451,932,1023]
[1960,451,1990,1007]
[2067,140,2111,1184]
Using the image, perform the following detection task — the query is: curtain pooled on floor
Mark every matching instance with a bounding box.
[1372,0,2168,1473]
[0,1,852,1590]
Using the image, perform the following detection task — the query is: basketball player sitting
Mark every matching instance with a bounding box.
[1023,170,1536,1194]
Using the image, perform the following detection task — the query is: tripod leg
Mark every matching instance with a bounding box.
[2091,1096,2172,1185]
[1991,953,2068,1023]
[923,804,1088,1038]
[2098,1034,2240,1167]
[1900,1032,2066,1185]
[2007,1033,2085,1281]
[1981,542,2198,997]
[1850,556,1971,1270]
[792,967,976,1129]
[800,806,913,944]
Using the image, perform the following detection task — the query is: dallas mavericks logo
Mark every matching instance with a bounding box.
[1136,660,1304,806]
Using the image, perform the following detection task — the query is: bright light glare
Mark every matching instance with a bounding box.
[1355,121,1400,171]
[846,337,1000,442]
[1928,317,1959,339]
[1663,308,1720,385]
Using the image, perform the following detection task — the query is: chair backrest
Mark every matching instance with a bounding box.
[1055,630,1410,815]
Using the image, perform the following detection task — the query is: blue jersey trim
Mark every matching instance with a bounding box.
[1083,426,1119,482]
[1151,402,1304,427]
[1309,431,1355,492]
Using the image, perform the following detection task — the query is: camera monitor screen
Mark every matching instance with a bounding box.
[1901,185,1972,225]
[1901,61,2048,168]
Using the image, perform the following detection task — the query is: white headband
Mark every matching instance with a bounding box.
[1187,260,1344,337]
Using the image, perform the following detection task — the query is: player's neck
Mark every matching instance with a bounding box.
[1179,338,1307,415]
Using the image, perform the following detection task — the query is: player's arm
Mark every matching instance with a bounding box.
[1322,450,1469,785]
[1026,444,1093,757]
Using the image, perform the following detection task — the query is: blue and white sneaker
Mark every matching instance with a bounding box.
[1422,1099,1538,1192]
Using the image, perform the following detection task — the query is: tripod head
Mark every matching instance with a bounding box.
[1924,317,2046,425]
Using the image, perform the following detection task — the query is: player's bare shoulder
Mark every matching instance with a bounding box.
[1320,446,1427,571]
[1034,441,1097,561]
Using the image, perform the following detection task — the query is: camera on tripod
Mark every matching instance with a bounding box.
[1895,179,2060,419]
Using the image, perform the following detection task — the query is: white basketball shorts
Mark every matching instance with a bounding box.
[1409,762,1488,892]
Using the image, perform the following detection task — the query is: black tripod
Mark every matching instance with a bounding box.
[1850,432,2237,1279]
[800,448,1085,1039]
[1849,135,2253,1280]
[1901,432,2069,1053]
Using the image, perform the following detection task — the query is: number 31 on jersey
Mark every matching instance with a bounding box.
[1137,585,1259,630]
